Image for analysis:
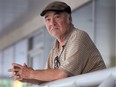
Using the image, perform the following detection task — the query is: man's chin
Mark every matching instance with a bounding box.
[52,34,60,39]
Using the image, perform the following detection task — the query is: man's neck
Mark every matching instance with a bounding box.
[57,24,73,49]
[57,37,65,50]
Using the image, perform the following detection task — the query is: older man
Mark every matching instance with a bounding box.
[8,1,106,84]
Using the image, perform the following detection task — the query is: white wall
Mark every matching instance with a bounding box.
[95,0,115,66]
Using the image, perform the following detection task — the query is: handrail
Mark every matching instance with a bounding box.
[28,67,116,87]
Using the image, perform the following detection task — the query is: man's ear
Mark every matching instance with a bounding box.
[69,14,72,22]
[67,14,72,24]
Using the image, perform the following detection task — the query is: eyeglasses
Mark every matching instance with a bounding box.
[54,45,65,69]
[54,56,60,68]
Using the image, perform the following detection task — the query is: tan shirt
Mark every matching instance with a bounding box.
[46,26,106,76]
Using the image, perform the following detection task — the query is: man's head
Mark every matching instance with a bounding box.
[40,1,72,39]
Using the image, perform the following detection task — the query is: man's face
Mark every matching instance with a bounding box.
[43,11,71,39]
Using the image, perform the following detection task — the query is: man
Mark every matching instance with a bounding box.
[8,1,106,85]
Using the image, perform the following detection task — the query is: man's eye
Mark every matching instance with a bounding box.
[55,15,60,18]
[46,18,50,22]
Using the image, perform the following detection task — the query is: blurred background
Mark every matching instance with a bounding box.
[0,0,115,87]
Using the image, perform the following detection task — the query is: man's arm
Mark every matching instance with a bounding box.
[29,69,69,81]
[8,63,69,83]
[19,79,47,85]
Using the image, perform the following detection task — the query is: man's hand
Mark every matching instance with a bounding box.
[8,63,34,81]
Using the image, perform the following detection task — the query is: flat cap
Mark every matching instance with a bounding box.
[40,1,71,16]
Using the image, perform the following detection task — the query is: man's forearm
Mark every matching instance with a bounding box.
[19,79,47,85]
[29,69,68,81]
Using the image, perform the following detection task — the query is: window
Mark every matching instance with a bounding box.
[0,52,2,76]
[14,39,28,64]
[3,46,14,76]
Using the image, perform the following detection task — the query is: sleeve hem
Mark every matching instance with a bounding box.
[59,66,74,76]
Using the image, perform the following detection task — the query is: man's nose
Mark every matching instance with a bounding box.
[50,18,56,26]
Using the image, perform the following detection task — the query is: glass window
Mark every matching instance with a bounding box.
[0,52,2,76]
[72,1,94,41]
[3,46,14,76]
[28,28,52,69]
[14,39,28,65]
[32,52,44,69]
[33,29,44,49]
[95,0,115,66]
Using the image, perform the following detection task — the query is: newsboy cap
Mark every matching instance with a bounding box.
[40,1,71,16]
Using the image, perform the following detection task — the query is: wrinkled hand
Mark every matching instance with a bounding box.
[8,63,34,81]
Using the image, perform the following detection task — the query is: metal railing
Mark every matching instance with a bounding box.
[28,67,116,87]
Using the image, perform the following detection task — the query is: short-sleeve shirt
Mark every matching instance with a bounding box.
[46,26,106,76]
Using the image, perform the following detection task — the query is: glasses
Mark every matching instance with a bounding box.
[54,46,65,69]
[54,56,60,68]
